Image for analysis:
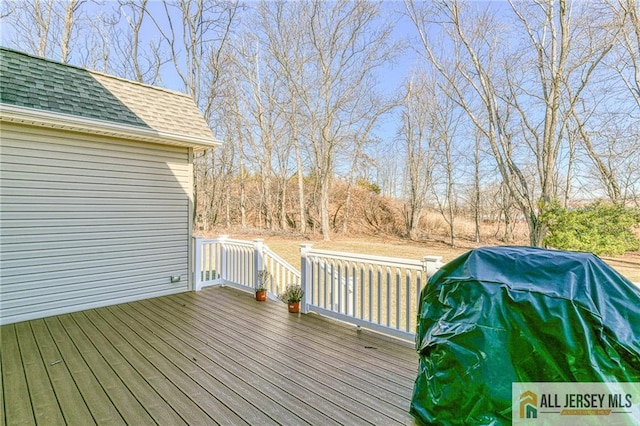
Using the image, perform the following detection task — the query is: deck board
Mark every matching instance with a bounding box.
[167,292,413,424]
[140,295,354,425]
[126,300,325,425]
[109,303,279,426]
[43,316,126,425]
[14,321,67,425]
[1,324,38,425]
[1,286,419,425]
[56,314,156,425]
[71,311,187,425]
[85,309,218,425]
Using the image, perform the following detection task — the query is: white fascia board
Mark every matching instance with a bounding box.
[0,103,223,149]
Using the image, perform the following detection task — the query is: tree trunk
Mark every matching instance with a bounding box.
[474,134,481,243]
[320,173,331,241]
[295,144,306,233]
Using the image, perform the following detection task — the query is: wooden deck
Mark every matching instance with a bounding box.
[1,286,419,425]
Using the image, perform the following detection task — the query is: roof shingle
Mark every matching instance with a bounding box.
[0,47,217,146]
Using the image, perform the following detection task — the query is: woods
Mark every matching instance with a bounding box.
[2,0,639,246]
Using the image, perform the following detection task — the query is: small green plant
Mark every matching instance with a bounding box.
[257,269,271,292]
[280,284,303,303]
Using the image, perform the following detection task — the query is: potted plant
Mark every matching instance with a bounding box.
[281,284,304,313]
[255,269,270,301]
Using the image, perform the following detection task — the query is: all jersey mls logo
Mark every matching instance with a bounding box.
[512,382,640,425]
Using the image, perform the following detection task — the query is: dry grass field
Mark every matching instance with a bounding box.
[208,230,640,284]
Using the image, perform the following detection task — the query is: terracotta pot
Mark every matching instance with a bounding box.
[288,302,300,313]
[255,290,267,301]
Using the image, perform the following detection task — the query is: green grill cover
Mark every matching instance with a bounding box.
[411,246,640,425]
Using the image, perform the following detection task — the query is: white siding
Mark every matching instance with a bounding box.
[0,123,193,325]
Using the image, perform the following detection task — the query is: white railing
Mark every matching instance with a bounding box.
[300,245,442,341]
[262,245,301,295]
[193,235,442,341]
[193,235,300,298]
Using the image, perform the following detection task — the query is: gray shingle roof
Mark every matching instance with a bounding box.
[0,47,218,146]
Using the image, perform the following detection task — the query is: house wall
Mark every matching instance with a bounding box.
[0,122,193,325]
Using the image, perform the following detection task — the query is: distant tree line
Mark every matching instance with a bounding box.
[3,0,639,248]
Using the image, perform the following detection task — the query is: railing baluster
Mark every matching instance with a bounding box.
[312,260,317,306]
[395,269,401,331]
[359,265,364,320]
[351,264,357,318]
[194,237,202,290]
[405,270,411,332]
[337,261,342,313]
[415,273,422,332]
[376,266,382,325]
[324,261,329,309]
[368,266,373,322]
[386,267,391,327]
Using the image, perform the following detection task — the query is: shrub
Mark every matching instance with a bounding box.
[543,202,640,256]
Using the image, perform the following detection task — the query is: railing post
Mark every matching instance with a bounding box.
[423,255,443,278]
[194,236,202,291]
[253,239,264,291]
[219,234,229,283]
[300,243,313,314]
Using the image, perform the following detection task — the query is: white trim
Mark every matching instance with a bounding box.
[309,306,415,342]
[188,148,195,290]
[0,103,223,149]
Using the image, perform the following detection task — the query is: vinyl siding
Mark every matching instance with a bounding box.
[0,122,193,325]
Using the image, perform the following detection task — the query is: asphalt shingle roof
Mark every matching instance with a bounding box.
[0,47,216,145]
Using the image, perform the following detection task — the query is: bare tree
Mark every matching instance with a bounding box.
[259,1,311,233]
[340,99,396,234]
[1,4,11,19]
[149,0,237,112]
[575,0,640,205]
[431,94,463,247]
[372,144,402,199]
[2,0,87,63]
[612,0,640,108]
[147,0,238,231]
[398,73,439,240]
[230,29,285,230]
[59,0,84,62]
[472,130,483,243]
[78,8,118,72]
[301,0,397,240]
[111,0,164,84]
[405,0,618,246]
[220,0,397,238]
[216,70,250,229]
[4,0,54,57]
